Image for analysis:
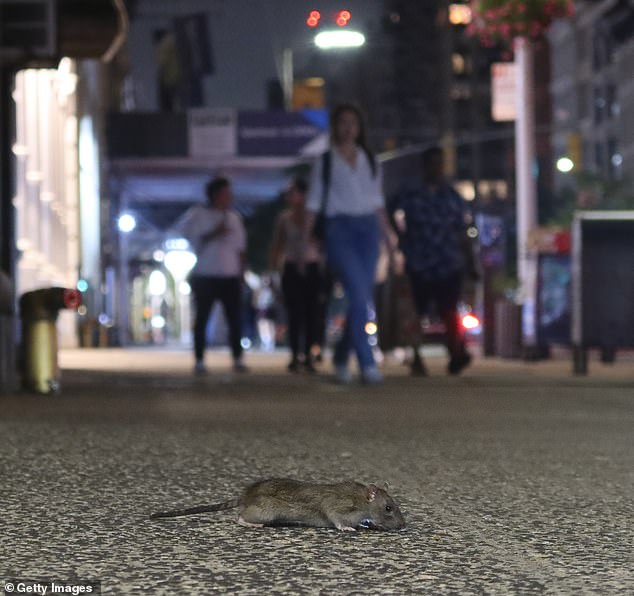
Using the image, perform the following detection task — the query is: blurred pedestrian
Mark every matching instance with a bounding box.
[253,274,277,352]
[390,146,479,375]
[177,176,248,374]
[305,103,397,384]
[269,177,324,373]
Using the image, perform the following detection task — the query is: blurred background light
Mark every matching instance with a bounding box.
[314,30,365,49]
[556,157,574,173]
[117,213,136,233]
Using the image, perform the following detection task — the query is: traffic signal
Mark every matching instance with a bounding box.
[306,10,321,27]
[307,9,353,28]
[336,10,352,26]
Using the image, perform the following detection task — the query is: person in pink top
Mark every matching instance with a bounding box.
[270,177,326,373]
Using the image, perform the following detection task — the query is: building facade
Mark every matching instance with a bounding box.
[549,0,634,190]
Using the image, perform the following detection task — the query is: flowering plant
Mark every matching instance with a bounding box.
[468,0,575,46]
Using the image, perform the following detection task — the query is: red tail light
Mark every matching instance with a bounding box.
[461,313,480,330]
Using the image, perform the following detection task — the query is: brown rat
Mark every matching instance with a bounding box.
[149,478,406,531]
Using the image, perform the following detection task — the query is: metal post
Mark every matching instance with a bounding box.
[0,66,18,392]
[514,37,538,351]
[117,228,130,346]
[282,47,293,111]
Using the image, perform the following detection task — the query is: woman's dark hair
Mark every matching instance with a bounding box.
[205,176,230,203]
[290,176,308,194]
[330,103,371,155]
[421,146,444,168]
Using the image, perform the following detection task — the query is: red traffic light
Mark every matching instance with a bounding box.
[336,9,351,26]
[307,10,321,27]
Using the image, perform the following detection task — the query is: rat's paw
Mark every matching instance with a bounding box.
[237,516,264,528]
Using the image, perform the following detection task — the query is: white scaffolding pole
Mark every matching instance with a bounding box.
[514,37,538,349]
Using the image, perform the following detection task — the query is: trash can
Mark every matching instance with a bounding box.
[19,287,82,394]
[494,298,522,359]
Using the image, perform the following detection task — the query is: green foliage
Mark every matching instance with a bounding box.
[541,172,634,227]
[469,0,575,46]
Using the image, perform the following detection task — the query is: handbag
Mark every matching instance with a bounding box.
[376,260,423,351]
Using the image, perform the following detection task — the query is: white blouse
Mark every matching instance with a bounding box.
[306,147,384,217]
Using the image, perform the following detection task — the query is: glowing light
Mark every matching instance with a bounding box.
[449,4,472,25]
[151,315,166,329]
[148,270,167,296]
[117,213,136,233]
[77,279,89,292]
[314,30,365,49]
[241,337,252,350]
[336,10,352,26]
[165,238,189,251]
[365,322,378,335]
[164,250,197,279]
[556,157,574,173]
[179,281,191,295]
[307,10,321,27]
[462,314,480,330]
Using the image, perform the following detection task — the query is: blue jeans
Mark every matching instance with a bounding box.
[325,214,379,370]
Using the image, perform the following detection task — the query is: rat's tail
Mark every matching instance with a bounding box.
[149,498,240,519]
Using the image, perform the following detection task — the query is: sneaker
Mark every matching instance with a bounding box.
[193,362,207,375]
[361,366,384,385]
[287,359,301,373]
[233,361,250,374]
[410,358,428,377]
[448,352,472,375]
[334,365,353,384]
[304,361,318,374]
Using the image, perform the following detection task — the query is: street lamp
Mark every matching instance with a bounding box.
[314,30,366,50]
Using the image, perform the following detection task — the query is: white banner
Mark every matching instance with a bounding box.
[491,62,516,122]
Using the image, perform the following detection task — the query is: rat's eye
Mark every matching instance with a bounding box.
[385,505,393,513]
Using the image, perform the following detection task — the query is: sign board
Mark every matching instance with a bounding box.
[237,110,327,156]
[188,108,237,157]
[491,62,516,122]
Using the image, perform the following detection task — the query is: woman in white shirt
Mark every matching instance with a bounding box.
[306,104,396,384]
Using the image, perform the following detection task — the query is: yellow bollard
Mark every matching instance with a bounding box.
[23,319,60,394]
[19,287,81,394]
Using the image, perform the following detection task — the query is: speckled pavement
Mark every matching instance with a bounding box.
[1,349,633,595]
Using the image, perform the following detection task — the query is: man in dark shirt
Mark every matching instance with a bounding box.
[390,146,477,375]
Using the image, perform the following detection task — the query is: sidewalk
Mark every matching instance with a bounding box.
[1,348,633,594]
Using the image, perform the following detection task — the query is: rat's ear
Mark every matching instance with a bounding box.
[382,481,390,492]
[367,484,379,502]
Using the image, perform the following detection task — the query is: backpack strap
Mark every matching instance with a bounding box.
[363,147,377,177]
[319,147,375,216]
[320,150,332,215]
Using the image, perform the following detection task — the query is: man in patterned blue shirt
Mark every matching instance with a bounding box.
[390,146,476,375]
